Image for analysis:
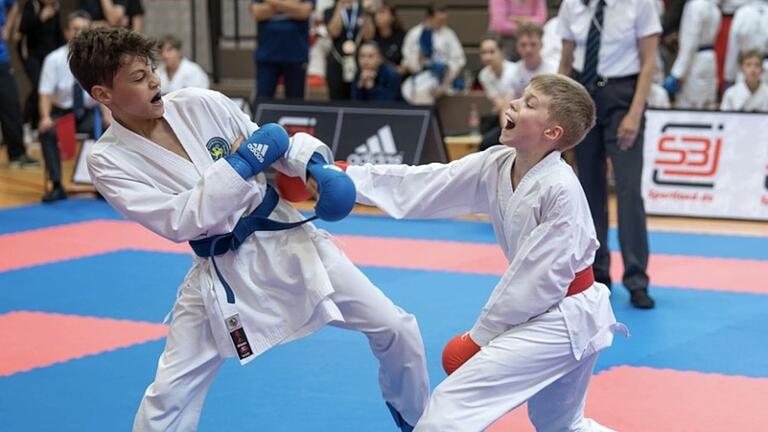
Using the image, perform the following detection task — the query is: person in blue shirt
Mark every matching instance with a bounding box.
[250,0,314,99]
[351,41,401,101]
[1,0,39,167]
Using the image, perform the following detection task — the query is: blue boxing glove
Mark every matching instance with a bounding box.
[226,123,289,179]
[307,153,356,222]
[663,75,680,97]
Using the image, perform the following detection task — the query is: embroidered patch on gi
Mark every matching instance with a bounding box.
[225,313,253,360]
[206,136,231,161]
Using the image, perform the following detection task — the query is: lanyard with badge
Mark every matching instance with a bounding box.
[337,2,363,82]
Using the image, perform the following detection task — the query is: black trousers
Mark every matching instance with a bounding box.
[256,61,306,99]
[0,63,27,160]
[39,107,95,183]
[576,77,649,292]
[21,54,44,127]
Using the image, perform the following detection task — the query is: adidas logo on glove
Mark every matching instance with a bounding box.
[247,142,269,163]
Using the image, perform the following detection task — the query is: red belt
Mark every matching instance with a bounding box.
[566,267,594,297]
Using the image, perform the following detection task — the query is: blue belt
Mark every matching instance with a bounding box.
[189,184,316,304]
[698,45,714,52]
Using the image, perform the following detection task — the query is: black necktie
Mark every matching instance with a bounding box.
[581,0,605,87]
[72,82,85,120]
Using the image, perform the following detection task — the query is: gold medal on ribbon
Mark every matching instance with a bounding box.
[342,40,357,55]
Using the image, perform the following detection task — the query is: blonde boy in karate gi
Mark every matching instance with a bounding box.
[68,27,428,432]
[315,74,626,431]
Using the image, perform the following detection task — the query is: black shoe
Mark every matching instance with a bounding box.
[9,154,41,168]
[630,289,655,309]
[42,186,67,203]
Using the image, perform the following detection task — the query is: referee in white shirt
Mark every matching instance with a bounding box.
[558,0,659,309]
[37,11,98,202]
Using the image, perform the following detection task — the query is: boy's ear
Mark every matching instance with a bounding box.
[544,125,564,142]
[91,85,111,105]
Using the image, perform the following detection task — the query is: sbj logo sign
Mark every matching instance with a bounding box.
[652,122,723,188]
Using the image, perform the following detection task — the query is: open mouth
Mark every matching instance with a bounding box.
[150,92,162,104]
[504,116,516,130]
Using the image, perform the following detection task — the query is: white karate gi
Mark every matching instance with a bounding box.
[720,80,768,110]
[724,0,768,84]
[670,0,721,109]
[158,58,210,95]
[87,88,429,431]
[401,23,466,104]
[346,147,625,432]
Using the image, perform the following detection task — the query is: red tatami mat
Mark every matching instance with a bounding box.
[487,366,768,431]
[0,311,168,377]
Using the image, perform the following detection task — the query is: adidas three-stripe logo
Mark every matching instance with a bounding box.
[247,142,269,163]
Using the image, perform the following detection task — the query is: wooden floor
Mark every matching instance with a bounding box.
[2,143,766,237]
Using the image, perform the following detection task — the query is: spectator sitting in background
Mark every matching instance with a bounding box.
[401,3,465,105]
[507,22,556,98]
[157,34,209,95]
[476,37,514,151]
[488,0,547,61]
[720,49,768,111]
[37,11,99,202]
[351,41,401,101]
[373,2,406,74]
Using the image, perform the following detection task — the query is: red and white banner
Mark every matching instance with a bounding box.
[643,109,768,221]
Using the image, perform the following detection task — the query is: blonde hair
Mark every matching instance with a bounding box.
[529,74,596,150]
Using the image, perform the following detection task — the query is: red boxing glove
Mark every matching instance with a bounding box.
[275,172,312,202]
[334,160,349,171]
[441,332,481,375]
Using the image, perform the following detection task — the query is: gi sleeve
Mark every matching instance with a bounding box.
[468,188,590,346]
[345,150,493,219]
[88,147,264,243]
[209,91,326,181]
[724,8,745,83]
[669,1,702,79]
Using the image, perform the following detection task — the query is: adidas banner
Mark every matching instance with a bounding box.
[642,109,768,221]
[253,100,447,166]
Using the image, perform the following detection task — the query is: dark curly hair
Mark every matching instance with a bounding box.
[68,27,157,96]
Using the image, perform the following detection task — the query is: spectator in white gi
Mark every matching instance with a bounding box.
[157,34,209,95]
[721,48,768,111]
[662,0,721,109]
[724,0,768,88]
[507,22,558,98]
[37,11,98,202]
[401,3,465,105]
